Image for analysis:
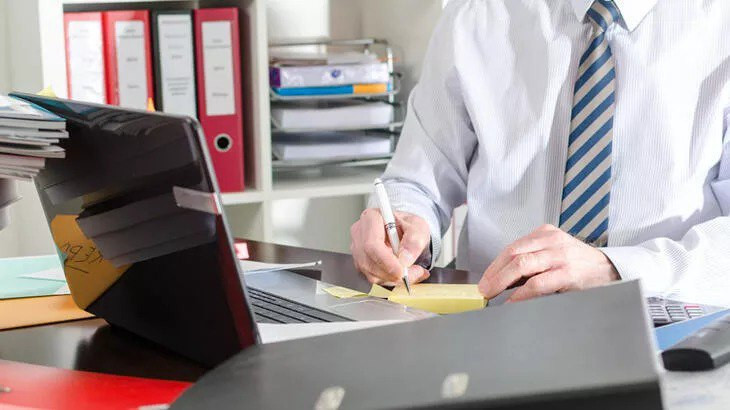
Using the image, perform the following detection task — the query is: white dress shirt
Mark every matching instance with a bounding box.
[375,0,730,298]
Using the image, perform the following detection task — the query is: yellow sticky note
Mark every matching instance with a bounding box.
[50,215,130,309]
[37,86,58,98]
[368,283,392,298]
[388,284,487,314]
[323,286,367,299]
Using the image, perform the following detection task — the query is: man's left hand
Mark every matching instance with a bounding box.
[478,224,620,302]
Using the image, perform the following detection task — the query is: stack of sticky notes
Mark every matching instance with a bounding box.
[323,283,487,315]
[387,284,487,314]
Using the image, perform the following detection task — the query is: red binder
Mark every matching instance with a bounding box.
[194,8,245,192]
[0,359,190,410]
[102,10,155,110]
[63,12,108,104]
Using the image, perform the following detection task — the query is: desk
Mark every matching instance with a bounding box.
[0,240,476,382]
[0,240,725,409]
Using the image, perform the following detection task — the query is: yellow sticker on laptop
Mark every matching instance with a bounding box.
[50,214,130,309]
[323,286,367,299]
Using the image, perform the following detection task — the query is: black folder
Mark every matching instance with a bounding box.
[172,280,663,409]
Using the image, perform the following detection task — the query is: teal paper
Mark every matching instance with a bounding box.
[0,254,65,299]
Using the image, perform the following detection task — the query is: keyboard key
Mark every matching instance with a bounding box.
[247,287,351,324]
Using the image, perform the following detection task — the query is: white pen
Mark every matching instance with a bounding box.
[373,178,411,294]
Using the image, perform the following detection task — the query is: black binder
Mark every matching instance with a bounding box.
[172,281,663,409]
[151,9,198,116]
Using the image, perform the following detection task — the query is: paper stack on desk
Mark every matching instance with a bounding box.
[0,94,67,181]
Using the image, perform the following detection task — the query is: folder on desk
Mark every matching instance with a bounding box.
[64,12,108,104]
[103,10,155,110]
[152,10,198,118]
[172,281,662,410]
[0,359,190,409]
[194,7,245,192]
[0,295,93,330]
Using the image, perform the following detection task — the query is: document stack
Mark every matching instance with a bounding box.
[269,39,401,167]
[0,94,66,181]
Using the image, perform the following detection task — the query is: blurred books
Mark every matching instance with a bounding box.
[0,94,67,181]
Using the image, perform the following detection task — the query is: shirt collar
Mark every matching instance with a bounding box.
[570,0,658,31]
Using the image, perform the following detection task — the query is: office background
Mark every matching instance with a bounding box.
[0,0,465,264]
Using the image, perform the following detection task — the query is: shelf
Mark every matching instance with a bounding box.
[271,121,402,134]
[271,165,384,200]
[272,155,392,169]
[220,188,266,205]
[269,87,399,102]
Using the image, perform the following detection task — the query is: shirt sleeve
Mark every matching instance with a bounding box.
[368,0,478,264]
[601,109,730,296]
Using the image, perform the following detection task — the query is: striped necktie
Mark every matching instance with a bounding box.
[559,0,621,247]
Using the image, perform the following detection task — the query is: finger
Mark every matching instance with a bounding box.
[356,209,402,281]
[362,240,402,282]
[506,269,571,303]
[480,228,563,285]
[359,208,386,241]
[479,249,557,299]
[406,264,430,284]
[396,221,430,267]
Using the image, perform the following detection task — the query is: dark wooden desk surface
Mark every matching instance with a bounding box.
[0,240,478,382]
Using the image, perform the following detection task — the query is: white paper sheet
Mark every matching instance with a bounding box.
[651,275,730,309]
[67,20,106,104]
[20,268,66,282]
[257,320,403,344]
[201,21,235,116]
[662,362,730,410]
[157,14,197,117]
[115,20,149,110]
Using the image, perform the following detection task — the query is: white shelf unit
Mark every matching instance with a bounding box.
[1,0,446,256]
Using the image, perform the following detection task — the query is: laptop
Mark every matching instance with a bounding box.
[13,92,432,367]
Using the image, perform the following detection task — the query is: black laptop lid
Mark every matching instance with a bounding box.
[11,92,257,367]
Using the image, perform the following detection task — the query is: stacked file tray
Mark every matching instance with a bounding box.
[268,38,402,170]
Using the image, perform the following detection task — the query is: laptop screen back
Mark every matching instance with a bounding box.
[12,93,257,367]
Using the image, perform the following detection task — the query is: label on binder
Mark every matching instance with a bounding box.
[157,14,197,117]
[115,20,149,109]
[201,21,235,116]
[67,20,106,104]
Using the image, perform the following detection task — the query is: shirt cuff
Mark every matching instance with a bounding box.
[600,246,667,294]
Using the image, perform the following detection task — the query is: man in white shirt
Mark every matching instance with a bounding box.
[350,0,730,302]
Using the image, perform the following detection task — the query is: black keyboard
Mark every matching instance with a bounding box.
[247,287,351,324]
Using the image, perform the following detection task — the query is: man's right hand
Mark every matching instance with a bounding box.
[350,208,431,285]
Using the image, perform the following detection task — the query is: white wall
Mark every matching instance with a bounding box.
[0,0,62,257]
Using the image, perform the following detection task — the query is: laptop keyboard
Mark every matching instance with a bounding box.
[247,287,351,324]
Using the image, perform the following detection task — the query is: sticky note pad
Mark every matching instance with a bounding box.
[323,286,367,299]
[388,284,487,314]
[368,284,392,298]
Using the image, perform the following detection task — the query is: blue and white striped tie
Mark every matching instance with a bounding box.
[559,0,621,247]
